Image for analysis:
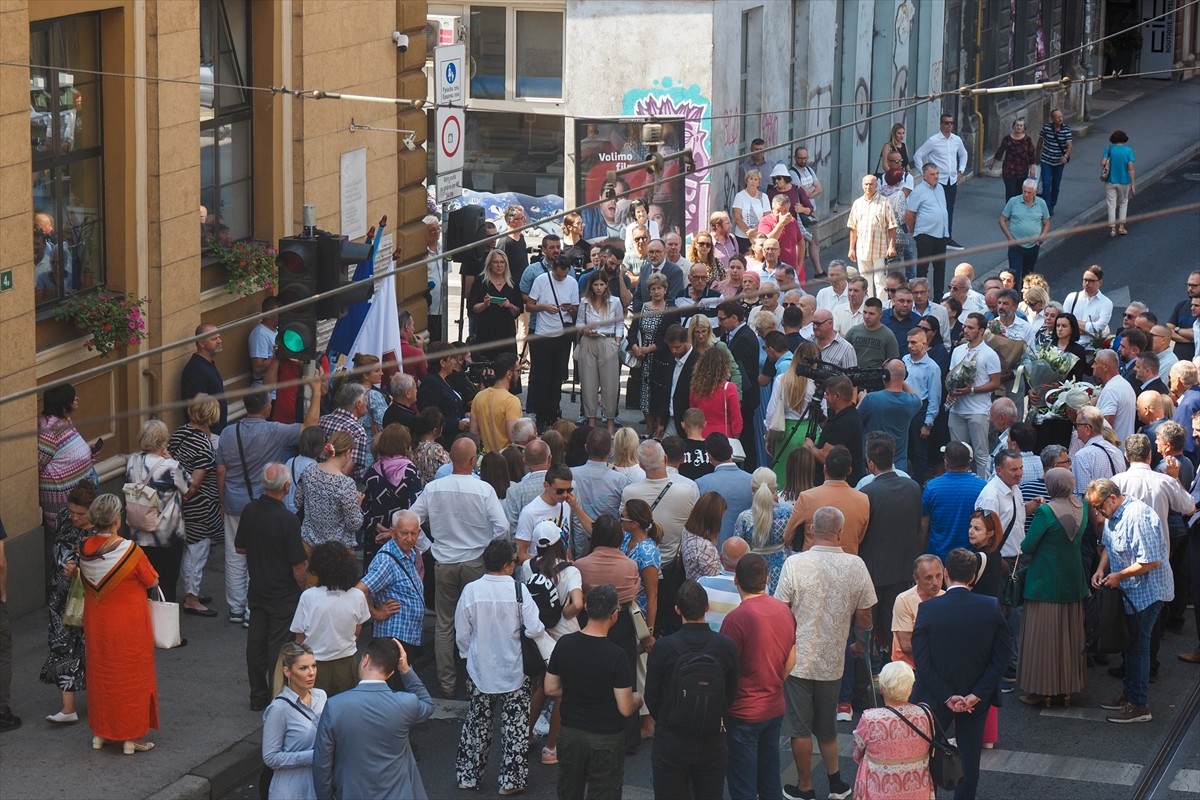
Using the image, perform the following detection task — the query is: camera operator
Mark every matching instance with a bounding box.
[802,376,865,486]
[810,309,859,370]
[470,352,523,454]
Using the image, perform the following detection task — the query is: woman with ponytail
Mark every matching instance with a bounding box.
[733,468,791,594]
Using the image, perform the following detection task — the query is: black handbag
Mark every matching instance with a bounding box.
[885,704,965,791]
[1001,552,1027,608]
[515,577,545,677]
[1085,586,1137,654]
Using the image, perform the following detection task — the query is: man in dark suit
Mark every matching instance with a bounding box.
[1134,352,1169,397]
[633,239,685,313]
[664,324,698,434]
[858,433,924,648]
[717,300,761,470]
[913,548,1011,800]
[313,637,434,800]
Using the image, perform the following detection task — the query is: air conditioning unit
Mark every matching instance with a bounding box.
[427,15,461,46]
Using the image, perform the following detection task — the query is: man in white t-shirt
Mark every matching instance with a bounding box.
[815,261,850,311]
[1093,350,1138,440]
[516,463,593,565]
[947,313,1003,477]
[526,256,580,427]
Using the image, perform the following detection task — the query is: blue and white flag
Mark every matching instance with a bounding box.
[326,226,400,377]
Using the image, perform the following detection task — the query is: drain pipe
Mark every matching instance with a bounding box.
[971,0,986,173]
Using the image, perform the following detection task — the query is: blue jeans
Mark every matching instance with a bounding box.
[1124,600,1163,706]
[725,715,783,800]
[1040,161,1065,211]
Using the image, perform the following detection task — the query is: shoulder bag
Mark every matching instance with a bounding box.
[515,577,546,677]
[235,421,256,501]
[723,382,746,461]
[884,703,965,791]
[622,323,642,369]
[258,694,318,800]
[1001,547,1027,608]
[1100,145,1111,182]
[123,454,163,533]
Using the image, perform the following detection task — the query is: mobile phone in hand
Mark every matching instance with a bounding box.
[91,437,105,455]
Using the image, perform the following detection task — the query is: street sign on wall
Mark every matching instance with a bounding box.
[436,171,463,203]
[435,106,464,174]
[434,43,465,106]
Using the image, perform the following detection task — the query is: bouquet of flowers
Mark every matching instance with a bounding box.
[1032,379,1099,423]
[1081,326,1114,365]
[945,355,978,410]
[1015,344,1080,395]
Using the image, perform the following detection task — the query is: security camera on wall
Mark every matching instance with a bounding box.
[392,31,409,53]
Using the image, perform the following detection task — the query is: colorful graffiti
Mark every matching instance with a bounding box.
[622,78,712,237]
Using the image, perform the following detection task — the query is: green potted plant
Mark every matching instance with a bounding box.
[205,236,278,297]
[52,286,149,356]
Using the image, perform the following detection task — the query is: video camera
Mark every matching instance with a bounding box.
[464,358,497,389]
[791,355,888,394]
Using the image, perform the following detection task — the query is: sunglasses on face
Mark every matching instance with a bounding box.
[554,487,574,495]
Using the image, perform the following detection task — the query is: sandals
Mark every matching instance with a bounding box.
[1118,225,1128,235]
[1109,227,1117,238]
[123,740,155,755]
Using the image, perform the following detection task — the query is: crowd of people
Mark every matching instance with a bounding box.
[7,125,1199,800]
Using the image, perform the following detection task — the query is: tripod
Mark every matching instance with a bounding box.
[768,382,827,469]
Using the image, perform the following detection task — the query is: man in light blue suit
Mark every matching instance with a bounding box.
[696,433,754,545]
[313,637,434,800]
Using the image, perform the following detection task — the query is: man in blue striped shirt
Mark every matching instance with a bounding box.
[1086,478,1171,724]
[698,538,749,632]
[357,510,427,667]
[1035,109,1073,215]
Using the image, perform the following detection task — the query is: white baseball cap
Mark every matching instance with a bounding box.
[533,520,562,549]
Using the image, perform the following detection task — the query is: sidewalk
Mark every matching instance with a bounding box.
[1,77,1197,800]
[816,75,1200,283]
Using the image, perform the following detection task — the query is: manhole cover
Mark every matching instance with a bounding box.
[1184,173,1200,182]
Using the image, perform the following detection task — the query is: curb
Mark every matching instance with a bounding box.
[979,140,1200,280]
[146,732,263,800]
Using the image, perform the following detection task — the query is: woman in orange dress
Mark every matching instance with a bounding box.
[79,493,159,754]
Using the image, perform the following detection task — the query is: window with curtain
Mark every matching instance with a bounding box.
[30,13,105,308]
[200,0,253,250]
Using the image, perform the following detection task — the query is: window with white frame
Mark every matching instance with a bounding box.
[464,4,564,102]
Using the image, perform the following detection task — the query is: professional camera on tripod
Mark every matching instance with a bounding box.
[790,355,889,395]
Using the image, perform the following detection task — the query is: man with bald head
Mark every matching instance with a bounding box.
[504,438,553,529]
[948,273,987,315]
[857,359,922,470]
[1149,325,1179,378]
[812,308,859,370]
[410,435,510,697]
[698,537,751,632]
[1138,390,1169,466]
[181,323,228,432]
[1094,350,1137,440]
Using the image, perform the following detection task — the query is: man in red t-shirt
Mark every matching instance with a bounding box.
[720,554,798,800]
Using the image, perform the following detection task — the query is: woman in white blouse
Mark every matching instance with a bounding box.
[732,169,771,250]
[576,270,625,434]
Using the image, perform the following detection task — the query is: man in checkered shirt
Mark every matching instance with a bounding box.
[357,510,427,688]
[319,383,372,480]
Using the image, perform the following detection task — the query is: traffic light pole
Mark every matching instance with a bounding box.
[440,200,450,343]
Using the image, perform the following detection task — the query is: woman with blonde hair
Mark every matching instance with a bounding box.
[611,427,646,482]
[125,419,189,602]
[687,230,724,283]
[467,247,523,361]
[688,347,742,439]
[1022,285,1051,334]
[851,661,935,799]
[169,393,223,616]
[764,340,820,487]
[296,431,365,550]
[686,313,741,387]
[261,642,326,800]
[878,122,911,174]
[351,353,388,443]
[733,468,791,593]
[780,445,816,503]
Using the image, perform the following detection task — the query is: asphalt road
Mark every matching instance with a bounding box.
[1029,154,1200,333]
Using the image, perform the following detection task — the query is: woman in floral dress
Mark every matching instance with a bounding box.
[39,481,97,724]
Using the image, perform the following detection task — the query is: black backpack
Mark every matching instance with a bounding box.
[525,570,564,628]
[665,637,728,735]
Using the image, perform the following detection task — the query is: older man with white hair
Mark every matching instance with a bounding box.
[1170,360,1200,460]
[1072,406,1128,491]
[847,174,897,299]
[998,178,1050,281]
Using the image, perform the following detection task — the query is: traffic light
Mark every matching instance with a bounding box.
[316,233,375,319]
[275,236,321,360]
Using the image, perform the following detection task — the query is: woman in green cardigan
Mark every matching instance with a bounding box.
[1017,468,1091,707]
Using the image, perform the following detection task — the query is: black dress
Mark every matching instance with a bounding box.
[467,277,522,358]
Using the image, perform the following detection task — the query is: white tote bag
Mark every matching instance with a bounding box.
[149,587,182,649]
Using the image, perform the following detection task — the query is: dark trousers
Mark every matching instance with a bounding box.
[1002,176,1024,202]
[933,701,990,800]
[725,715,783,800]
[1006,245,1040,283]
[246,598,298,705]
[915,234,948,298]
[558,726,626,800]
[1190,529,1200,647]
[908,401,929,484]
[651,730,728,800]
[739,405,759,471]
[527,335,573,425]
[1040,161,1066,211]
[1168,535,1189,626]
[872,582,909,656]
[942,182,958,236]
[144,542,183,603]
[0,597,11,715]
[656,560,684,636]
[605,607,641,753]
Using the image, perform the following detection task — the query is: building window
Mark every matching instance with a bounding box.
[200,0,253,248]
[467,5,563,102]
[456,111,564,197]
[30,14,105,307]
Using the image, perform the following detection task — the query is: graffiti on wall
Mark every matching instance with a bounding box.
[805,84,833,170]
[892,0,914,124]
[719,105,740,151]
[761,112,780,149]
[622,78,712,237]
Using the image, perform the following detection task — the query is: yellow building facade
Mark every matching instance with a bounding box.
[0,0,431,615]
